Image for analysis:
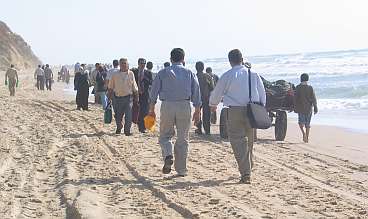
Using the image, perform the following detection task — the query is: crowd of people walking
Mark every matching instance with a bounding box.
[3,48,318,184]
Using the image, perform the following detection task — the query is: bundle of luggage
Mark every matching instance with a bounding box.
[261,77,295,111]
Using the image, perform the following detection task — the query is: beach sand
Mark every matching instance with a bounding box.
[0,71,367,218]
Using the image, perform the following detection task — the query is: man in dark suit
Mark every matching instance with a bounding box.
[131,58,153,133]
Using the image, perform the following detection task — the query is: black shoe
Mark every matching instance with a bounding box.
[162,155,173,174]
[195,129,203,135]
[124,132,133,136]
[116,128,122,134]
[239,175,251,184]
[139,130,146,133]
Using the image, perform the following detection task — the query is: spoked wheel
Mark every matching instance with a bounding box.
[220,108,228,139]
[275,111,287,141]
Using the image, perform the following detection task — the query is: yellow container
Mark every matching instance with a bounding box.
[144,115,156,132]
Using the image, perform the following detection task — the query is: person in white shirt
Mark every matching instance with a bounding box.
[34,65,45,91]
[106,59,119,85]
[209,49,266,184]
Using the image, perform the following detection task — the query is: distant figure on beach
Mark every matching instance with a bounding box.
[163,62,170,68]
[132,58,153,133]
[34,65,45,90]
[294,73,318,143]
[74,62,81,74]
[149,48,201,177]
[44,64,53,91]
[106,60,119,86]
[108,58,138,135]
[5,64,19,96]
[95,65,108,109]
[206,67,219,124]
[195,61,214,135]
[64,66,70,84]
[206,67,219,85]
[210,49,266,184]
[74,64,90,110]
[59,65,69,83]
[146,61,155,80]
[90,63,101,104]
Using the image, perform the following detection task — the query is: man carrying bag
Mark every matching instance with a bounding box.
[209,49,267,184]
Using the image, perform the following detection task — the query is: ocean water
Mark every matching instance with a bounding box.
[195,49,368,133]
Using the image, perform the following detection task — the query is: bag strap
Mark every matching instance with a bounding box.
[248,68,252,103]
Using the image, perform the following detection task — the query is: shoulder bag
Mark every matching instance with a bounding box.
[247,69,272,129]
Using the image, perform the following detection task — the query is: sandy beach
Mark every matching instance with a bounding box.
[0,71,367,219]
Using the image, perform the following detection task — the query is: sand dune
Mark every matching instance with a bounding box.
[0,71,367,218]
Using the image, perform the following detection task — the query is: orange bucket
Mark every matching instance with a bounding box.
[144,115,156,132]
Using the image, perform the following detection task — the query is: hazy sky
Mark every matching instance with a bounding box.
[2,0,368,65]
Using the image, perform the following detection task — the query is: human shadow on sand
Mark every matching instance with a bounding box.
[62,131,117,139]
[159,176,239,190]
[56,177,140,189]
[189,133,229,144]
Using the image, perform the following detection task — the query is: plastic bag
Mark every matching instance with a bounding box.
[104,102,112,124]
[144,115,156,132]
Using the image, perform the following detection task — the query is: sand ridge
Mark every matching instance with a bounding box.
[0,72,367,218]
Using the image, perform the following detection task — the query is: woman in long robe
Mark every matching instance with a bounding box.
[74,69,90,110]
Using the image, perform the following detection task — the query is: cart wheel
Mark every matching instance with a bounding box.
[220,108,228,139]
[275,111,287,141]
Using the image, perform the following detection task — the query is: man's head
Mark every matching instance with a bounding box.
[164,62,170,68]
[195,61,204,72]
[95,63,100,68]
[10,64,14,68]
[138,58,146,70]
[38,65,41,68]
[300,73,309,82]
[170,48,185,63]
[205,67,212,74]
[113,59,119,68]
[146,61,153,70]
[46,64,49,68]
[119,58,129,72]
[228,49,243,67]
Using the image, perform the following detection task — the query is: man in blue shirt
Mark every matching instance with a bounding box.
[209,49,266,184]
[149,48,201,177]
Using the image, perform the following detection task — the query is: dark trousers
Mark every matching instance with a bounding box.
[37,76,45,90]
[138,94,149,132]
[113,95,133,134]
[76,87,89,110]
[45,79,52,90]
[196,102,211,134]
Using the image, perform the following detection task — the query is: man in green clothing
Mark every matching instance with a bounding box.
[5,64,19,96]
[195,61,214,135]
